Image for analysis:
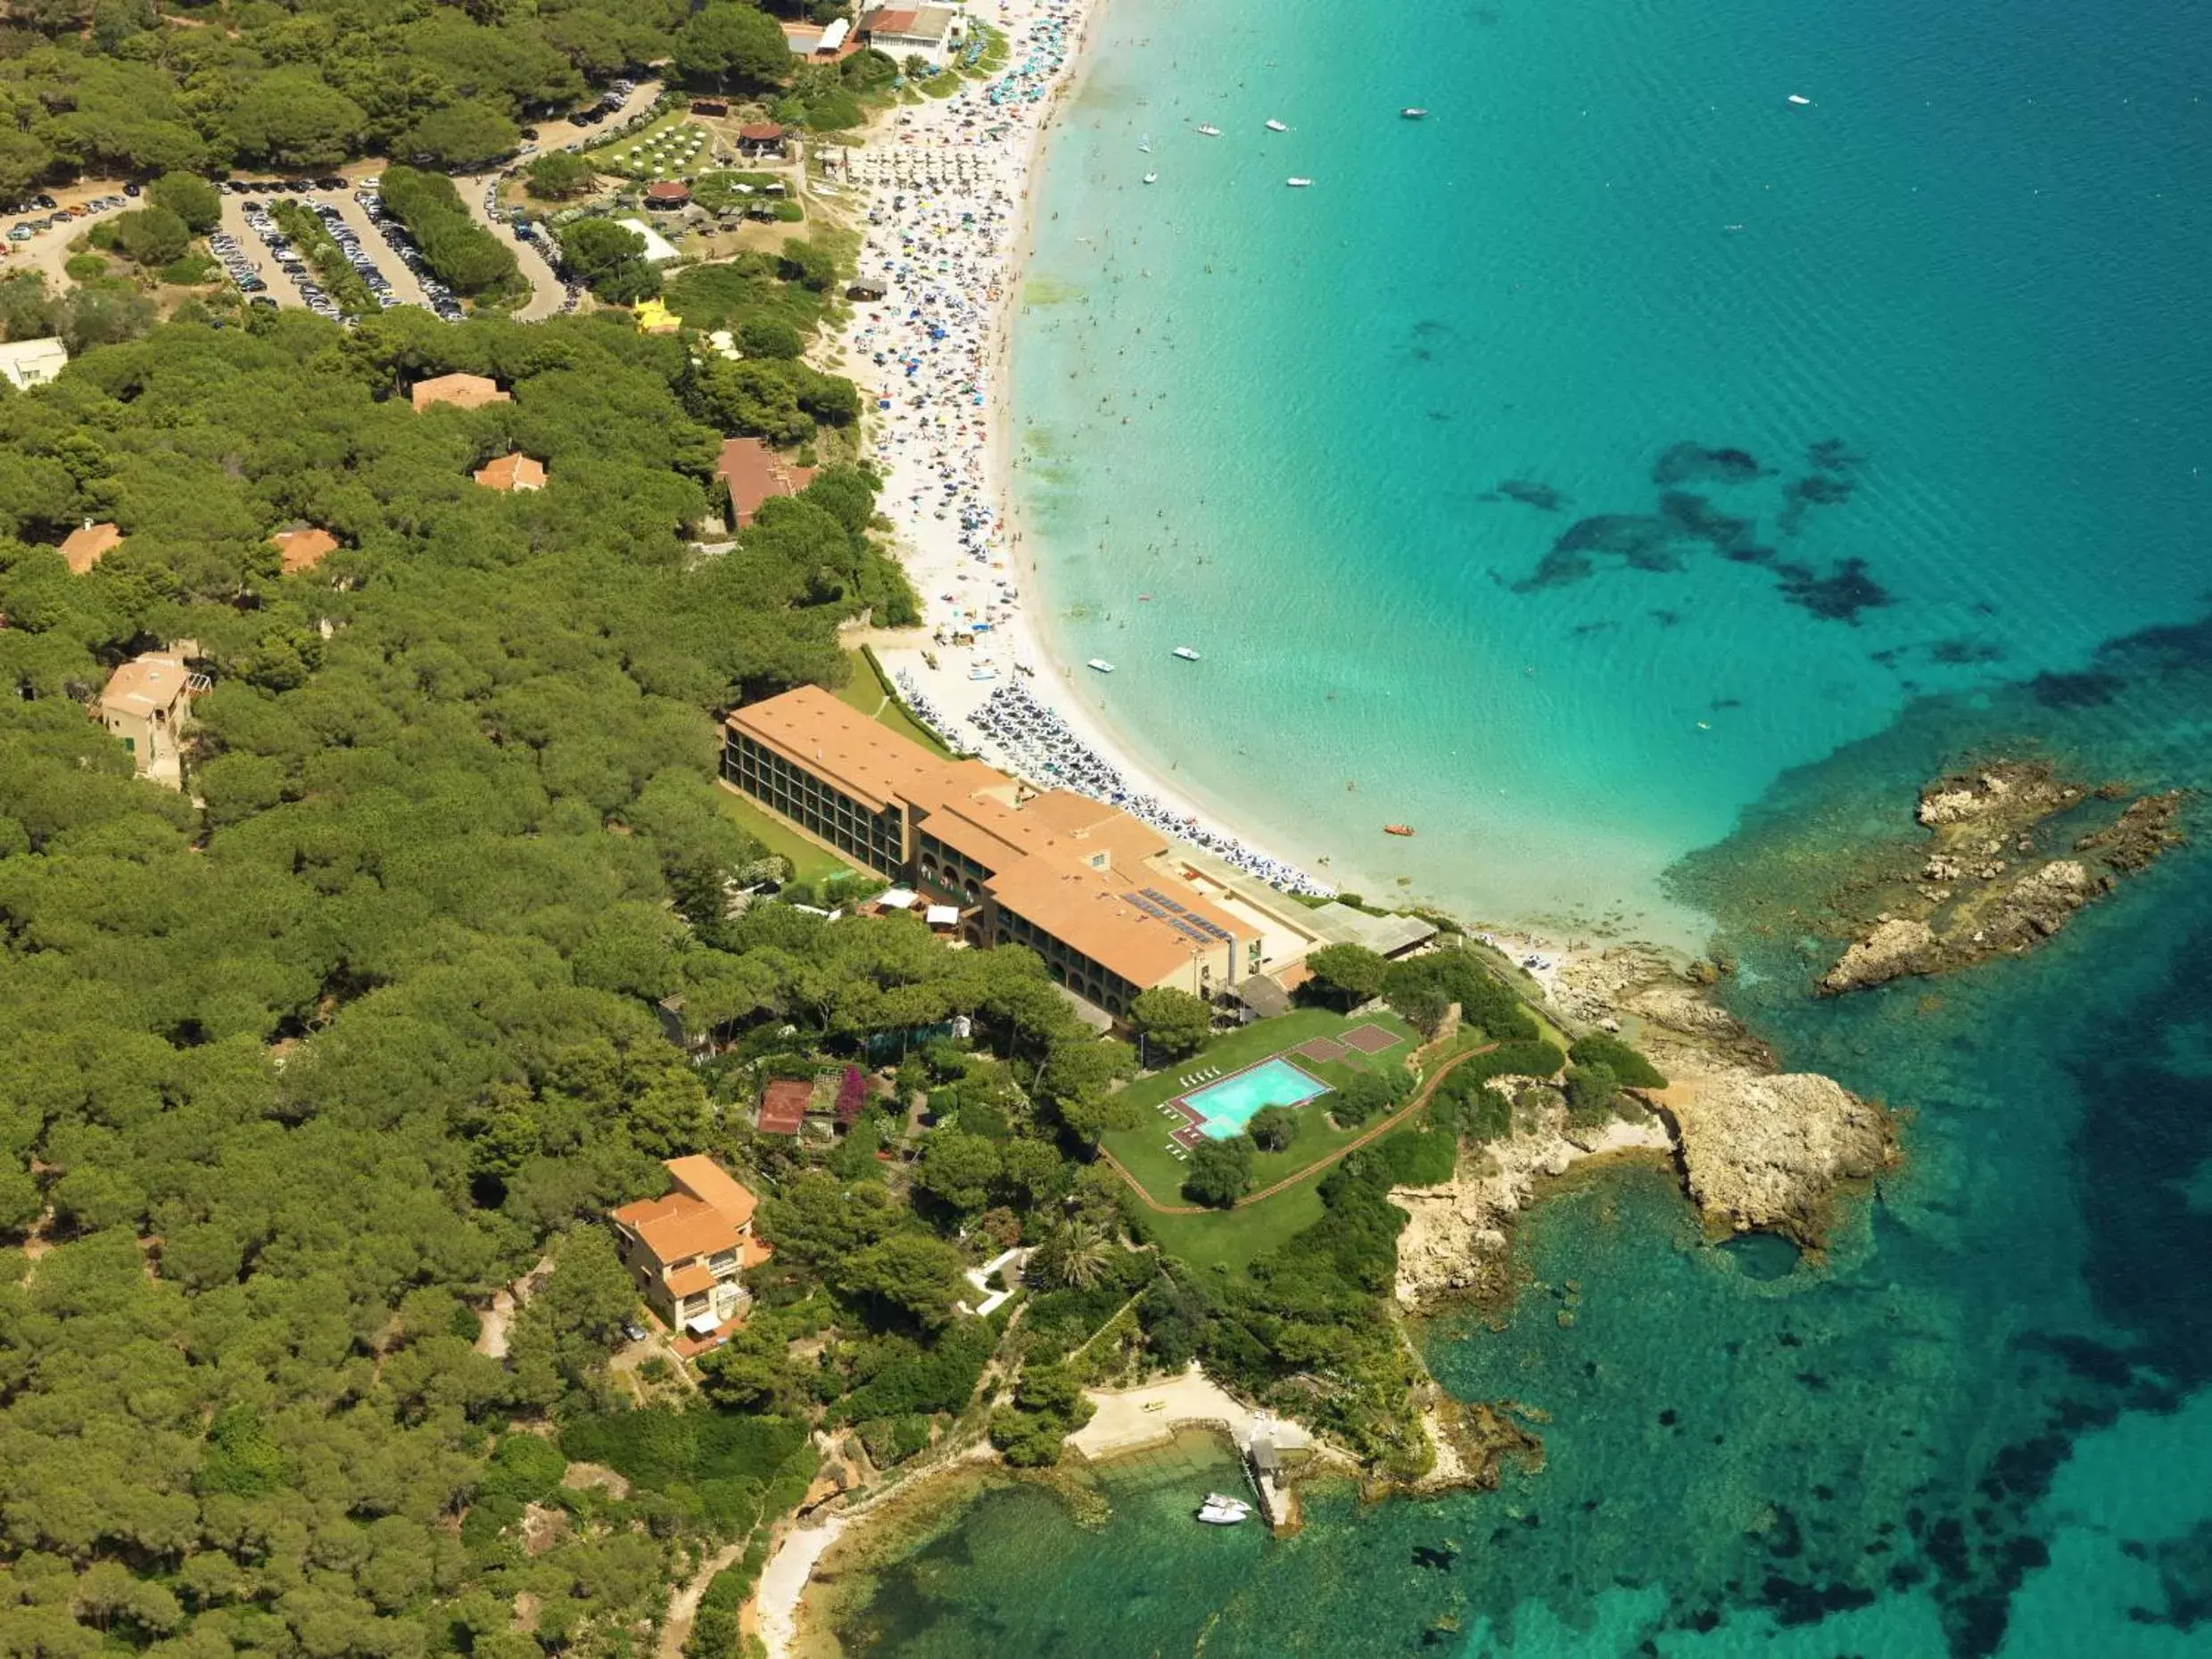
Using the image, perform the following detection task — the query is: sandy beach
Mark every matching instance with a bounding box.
[821,0,1333,898]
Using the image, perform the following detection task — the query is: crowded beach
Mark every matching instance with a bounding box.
[821,0,1334,901]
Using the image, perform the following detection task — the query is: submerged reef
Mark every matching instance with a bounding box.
[1506,436,1878,619]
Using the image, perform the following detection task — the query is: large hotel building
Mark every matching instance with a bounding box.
[722,686,1362,1019]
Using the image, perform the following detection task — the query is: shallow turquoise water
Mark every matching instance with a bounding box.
[830,0,2212,1651]
[1010,0,2211,938]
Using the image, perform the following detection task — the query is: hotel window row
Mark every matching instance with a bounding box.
[723,733,905,876]
[994,905,1138,1015]
[915,830,992,902]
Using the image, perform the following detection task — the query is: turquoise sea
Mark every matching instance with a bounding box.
[831,0,2212,1652]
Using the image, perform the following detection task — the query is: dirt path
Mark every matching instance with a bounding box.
[658,1538,746,1659]
[1098,1041,1499,1215]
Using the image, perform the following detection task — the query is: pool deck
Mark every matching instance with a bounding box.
[1163,1053,1330,1147]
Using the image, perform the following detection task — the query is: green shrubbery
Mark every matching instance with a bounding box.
[381,165,520,296]
[1568,1032,1668,1089]
[1181,1135,1254,1208]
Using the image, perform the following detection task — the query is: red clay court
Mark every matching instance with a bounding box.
[1341,1023,1403,1055]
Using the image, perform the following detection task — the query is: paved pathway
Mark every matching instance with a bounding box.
[1099,1041,1498,1215]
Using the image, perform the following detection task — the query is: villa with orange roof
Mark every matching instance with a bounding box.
[270,526,339,574]
[60,521,123,574]
[95,649,209,789]
[410,372,509,412]
[473,453,546,492]
[608,1155,771,1344]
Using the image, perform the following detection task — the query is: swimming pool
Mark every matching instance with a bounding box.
[1183,1056,1331,1140]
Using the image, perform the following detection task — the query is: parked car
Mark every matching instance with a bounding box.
[122,182,140,198]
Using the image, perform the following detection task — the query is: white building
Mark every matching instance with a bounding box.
[0,336,68,391]
[616,218,681,264]
[860,4,968,68]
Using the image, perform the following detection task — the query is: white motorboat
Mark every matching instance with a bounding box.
[1400,107,1428,120]
[1197,1493,1253,1525]
[1173,646,1201,661]
[1086,658,1116,673]
[1286,177,1313,187]
[1138,135,1151,153]
[1265,119,1288,132]
[1787,94,1812,105]
[1196,124,1222,136]
[1143,171,1158,185]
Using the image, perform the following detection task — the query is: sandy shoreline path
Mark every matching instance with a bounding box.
[823,0,1333,898]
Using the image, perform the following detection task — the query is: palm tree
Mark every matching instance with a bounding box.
[1036,1218,1112,1291]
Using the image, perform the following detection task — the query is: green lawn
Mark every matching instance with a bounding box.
[838,648,956,759]
[714,784,856,887]
[1102,1006,1422,1215]
[1141,1182,1328,1279]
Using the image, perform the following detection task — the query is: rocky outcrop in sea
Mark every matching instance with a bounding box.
[1816,761,2188,995]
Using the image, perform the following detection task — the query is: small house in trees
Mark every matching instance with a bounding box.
[410,372,509,411]
[473,453,547,491]
[96,650,208,789]
[756,1078,813,1135]
[270,525,339,575]
[59,521,123,574]
[716,436,814,528]
[608,1155,772,1347]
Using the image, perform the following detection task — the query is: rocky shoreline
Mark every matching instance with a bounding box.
[1393,944,1900,1307]
[1816,760,2188,995]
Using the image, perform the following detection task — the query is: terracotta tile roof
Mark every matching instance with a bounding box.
[610,1156,758,1267]
[665,1154,759,1228]
[727,687,1259,991]
[611,1193,742,1264]
[739,1236,774,1269]
[865,8,921,32]
[98,652,194,720]
[738,123,787,143]
[716,437,815,528]
[665,1262,718,1297]
[757,1078,813,1135]
[410,372,508,411]
[474,453,546,491]
[271,526,339,574]
[644,180,690,202]
[60,522,122,574]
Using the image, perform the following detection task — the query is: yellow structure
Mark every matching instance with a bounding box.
[633,298,682,335]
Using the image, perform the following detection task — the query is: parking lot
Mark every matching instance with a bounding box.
[3,74,661,326]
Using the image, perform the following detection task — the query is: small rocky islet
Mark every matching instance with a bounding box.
[1816,760,2190,995]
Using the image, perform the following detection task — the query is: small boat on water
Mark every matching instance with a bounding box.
[1173,646,1201,661]
[1265,119,1288,132]
[1384,823,1416,837]
[1143,171,1158,184]
[1400,106,1429,120]
[1286,177,1313,187]
[1196,123,1222,136]
[1197,1493,1253,1525]
[1086,657,1116,673]
[1787,93,1812,105]
[1138,136,1151,152]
